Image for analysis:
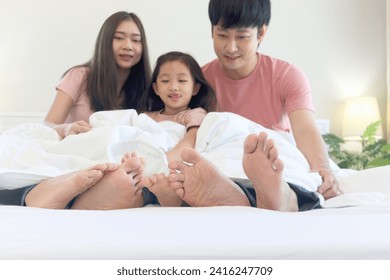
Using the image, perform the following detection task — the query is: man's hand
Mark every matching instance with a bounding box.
[317,168,341,199]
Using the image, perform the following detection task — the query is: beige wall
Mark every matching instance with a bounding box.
[0,0,387,136]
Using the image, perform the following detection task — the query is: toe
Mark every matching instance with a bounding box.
[269,147,279,162]
[180,148,203,165]
[265,139,275,155]
[174,187,185,200]
[273,158,284,172]
[243,134,258,154]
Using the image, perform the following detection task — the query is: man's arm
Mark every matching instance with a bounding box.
[289,109,340,199]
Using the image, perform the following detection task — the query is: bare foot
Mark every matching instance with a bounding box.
[121,152,147,207]
[144,173,183,207]
[168,148,250,207]
[71,152,145,210]
[25,163,119,209]
[242,132,298,212]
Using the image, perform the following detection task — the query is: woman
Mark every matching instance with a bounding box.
[45,11,151,138]
[0,11,152,209]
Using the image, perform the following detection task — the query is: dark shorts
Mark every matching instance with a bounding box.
[232,178,321,211]
[0,185,36,206]
[0,180,321,211]
[142,187,159,205]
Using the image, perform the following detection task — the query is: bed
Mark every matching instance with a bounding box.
[0,110,389,260]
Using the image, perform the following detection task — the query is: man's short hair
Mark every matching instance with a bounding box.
[208,0,271,29]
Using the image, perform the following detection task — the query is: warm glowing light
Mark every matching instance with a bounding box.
[342,96,382,140]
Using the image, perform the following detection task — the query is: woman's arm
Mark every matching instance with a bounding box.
[44,90,91,138]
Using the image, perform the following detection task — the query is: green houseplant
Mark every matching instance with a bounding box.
[323,120,390,170]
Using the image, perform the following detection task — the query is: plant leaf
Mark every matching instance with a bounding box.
[380,144,390,152]
[362,120,381,144]
[323,133,344,153]
[366,158,390,168]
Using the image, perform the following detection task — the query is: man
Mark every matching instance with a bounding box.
[202,0,339,199]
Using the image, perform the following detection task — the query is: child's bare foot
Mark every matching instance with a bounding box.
[25,163,119,209]
[168,148,250,207]
[72,152,145,210]
[121,152,146,207]
[242,132,298,212]
[145,173,183,207]
[121,152,145,185]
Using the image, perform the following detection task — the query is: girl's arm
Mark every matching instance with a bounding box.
[165,108,207,162]
[44,90,91,139]
[165,126,198,162]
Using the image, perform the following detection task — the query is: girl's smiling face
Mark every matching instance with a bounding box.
[153,60,200,115]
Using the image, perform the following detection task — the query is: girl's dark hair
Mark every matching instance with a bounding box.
[65,11,151,112]
[208,0,271,30]
[140,51,216,113]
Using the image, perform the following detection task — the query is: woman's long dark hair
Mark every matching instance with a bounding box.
[140,51,216,113]
[65,11,151,112]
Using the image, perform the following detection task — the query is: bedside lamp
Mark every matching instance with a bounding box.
[342,96,383,142]
[343,96,383,153]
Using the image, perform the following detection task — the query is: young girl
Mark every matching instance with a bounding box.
[139,51,216,206]
[45,11,152,139]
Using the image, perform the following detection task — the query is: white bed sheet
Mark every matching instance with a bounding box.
[1,164,390,260]
[1,203,390,260]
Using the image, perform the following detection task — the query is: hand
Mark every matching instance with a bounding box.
[63,120,92,137]
[317,168,341,199]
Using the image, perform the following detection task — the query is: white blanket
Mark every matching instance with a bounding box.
[0,110,389,209]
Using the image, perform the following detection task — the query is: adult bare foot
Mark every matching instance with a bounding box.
[242,132,298,212]
[168,148,250,207]
[145,173,183,207]
[25,163,119,209]
[71,152,145,210]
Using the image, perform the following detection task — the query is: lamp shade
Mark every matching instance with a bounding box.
[342,96,382,140]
